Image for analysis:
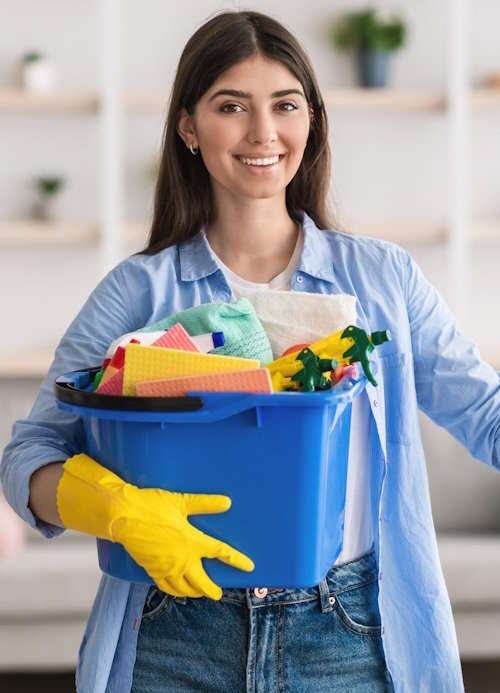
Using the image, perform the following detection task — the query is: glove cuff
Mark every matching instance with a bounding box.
[56,454,127,540]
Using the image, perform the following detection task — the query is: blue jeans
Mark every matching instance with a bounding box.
[131,548,393,692]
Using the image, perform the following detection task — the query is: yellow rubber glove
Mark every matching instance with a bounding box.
[56,453,254,600]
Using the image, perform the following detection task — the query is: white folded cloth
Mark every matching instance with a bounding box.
[245,290,357,358]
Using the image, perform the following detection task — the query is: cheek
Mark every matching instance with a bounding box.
[286,119,311,154]
[198,118,235,156]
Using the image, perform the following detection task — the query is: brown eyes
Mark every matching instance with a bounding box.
[219,102,298,113]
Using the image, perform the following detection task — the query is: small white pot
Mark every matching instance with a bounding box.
[21,59,57,92]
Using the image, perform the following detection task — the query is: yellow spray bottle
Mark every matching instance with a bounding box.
[267,325,391,390]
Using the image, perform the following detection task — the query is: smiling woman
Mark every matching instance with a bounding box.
[4,7,498,693]
[141,10,336,258]
[180,52,311,215]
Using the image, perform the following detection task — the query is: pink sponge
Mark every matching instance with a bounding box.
[136,368,273,397]
[151,322,199,351]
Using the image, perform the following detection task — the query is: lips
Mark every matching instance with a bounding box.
[234,154,286,166]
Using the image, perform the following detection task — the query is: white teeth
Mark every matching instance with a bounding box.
[238,155,280,166]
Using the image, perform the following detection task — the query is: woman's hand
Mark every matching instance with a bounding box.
[57,454,254,599]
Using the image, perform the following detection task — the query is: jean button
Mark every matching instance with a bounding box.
[254,587,268,598]
[329,595,336,606]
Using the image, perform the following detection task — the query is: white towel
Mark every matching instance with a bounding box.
[246,290,357,358]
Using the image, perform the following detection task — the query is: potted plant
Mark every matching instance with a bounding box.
[330,8,406,88]
[32,176,66,221]
[21,51,57,92]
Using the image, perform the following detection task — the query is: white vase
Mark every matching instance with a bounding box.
[31,196,58,222]
[21,59,57,92]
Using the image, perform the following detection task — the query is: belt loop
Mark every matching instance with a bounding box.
[318,577,333,614]
[245,588,254,611]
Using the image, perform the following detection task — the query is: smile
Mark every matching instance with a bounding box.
[234,154,286,173]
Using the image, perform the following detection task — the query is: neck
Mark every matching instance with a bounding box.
[205,197,300,282]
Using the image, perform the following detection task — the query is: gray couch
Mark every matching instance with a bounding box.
[422,411,500,660]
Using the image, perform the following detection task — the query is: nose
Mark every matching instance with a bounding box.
[247,108,278,145]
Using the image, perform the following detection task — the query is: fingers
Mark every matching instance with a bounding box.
[154,576,202,599]
[154,569,221,601]
[204,536,255,573]
[186,561,223,601]
[184,493,231,516]
[154,578,185,598]
[167,574,204,599]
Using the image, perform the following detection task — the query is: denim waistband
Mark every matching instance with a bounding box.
[220,547,378,608]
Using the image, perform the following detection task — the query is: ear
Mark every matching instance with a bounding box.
[176,107,197,147]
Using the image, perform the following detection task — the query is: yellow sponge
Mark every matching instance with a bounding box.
[122,343,260,396]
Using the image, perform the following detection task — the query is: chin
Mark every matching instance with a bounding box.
[241,187,285,200]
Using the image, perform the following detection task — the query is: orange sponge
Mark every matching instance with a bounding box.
[136,368,273,397]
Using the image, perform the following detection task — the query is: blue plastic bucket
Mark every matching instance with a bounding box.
[55,367,366,588]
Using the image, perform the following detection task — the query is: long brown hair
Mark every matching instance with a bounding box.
[142,10,340,255]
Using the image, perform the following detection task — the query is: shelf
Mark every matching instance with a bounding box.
[0,88,99,113]
[349,221,446,244]
[0,221,149,248]
[470,88,500,109]
[125,221,150,246]
[346,220,500,244]
[0,349,55,378]
[121,87,498,113]
[324,87,500,111]
[122,88,447,114]
[478,346,500,371]
[123,92,169,112]
[468,219,500,242]
[1,218,498,249]
[324,88,447,112]
[1,87,499,115]
[0,221,99,247]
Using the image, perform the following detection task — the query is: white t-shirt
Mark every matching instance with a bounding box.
[211,232,373,566]
[212,229,304,300]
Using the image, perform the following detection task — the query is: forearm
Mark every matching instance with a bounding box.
[28,462,65,528]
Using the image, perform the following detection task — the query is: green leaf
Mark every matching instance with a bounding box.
[330,8,406,53]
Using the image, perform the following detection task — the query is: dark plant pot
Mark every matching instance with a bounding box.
[357,47,391,88]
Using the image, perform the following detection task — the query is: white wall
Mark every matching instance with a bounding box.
[1,0,499,354]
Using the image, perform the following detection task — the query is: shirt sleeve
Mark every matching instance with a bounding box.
[0,262,140,538]
[403,249,500,470]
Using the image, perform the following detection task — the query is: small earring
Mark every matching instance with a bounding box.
[189,143,198,155]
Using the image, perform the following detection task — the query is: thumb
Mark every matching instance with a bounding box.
[183,493,231,516]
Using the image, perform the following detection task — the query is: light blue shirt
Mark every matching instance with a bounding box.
[2,212,499,692]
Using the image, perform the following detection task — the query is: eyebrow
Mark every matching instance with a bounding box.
[208,88,306,102]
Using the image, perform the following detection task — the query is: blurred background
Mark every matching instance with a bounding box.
[0,1,499,691]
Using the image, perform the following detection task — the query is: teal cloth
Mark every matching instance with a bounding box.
[140,298,273,366]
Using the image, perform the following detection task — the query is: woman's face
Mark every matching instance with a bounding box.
[178,53,313,202]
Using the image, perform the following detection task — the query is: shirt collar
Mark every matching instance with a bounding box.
[178,210,336,284]
[297,211,336,284]
[178,227,220,281]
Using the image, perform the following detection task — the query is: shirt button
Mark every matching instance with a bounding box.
[254,587,268,598]
[373,399,378,408]
[296,275,303,284]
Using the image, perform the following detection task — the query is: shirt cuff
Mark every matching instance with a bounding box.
[8,444,69,539]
